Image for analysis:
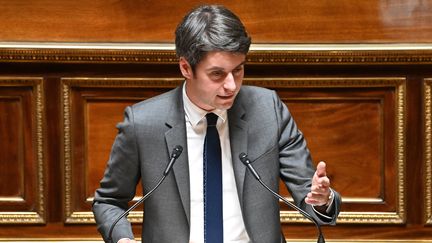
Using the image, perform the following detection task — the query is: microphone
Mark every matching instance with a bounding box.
[239,152,325,243]
[107,145,183,243]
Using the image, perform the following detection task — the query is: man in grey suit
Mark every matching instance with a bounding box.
[93,4,341,243]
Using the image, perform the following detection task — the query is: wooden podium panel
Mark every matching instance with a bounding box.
[268,78,405,224]
[1,0,432,240]
[0,78,45,224]
[62,78,182,223]
[0,45,430,241]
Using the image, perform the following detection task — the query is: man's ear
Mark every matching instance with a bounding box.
[179,57,193,80]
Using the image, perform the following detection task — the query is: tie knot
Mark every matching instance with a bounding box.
[206,113,218,126]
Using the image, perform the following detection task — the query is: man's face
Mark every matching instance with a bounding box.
[180,51,246,111]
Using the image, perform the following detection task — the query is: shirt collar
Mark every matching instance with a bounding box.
[182,82,227,128]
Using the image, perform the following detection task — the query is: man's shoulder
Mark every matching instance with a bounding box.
[124,86,183,123]
[237,85,276,103]
[132,86,180,111]
[240,85,273,95]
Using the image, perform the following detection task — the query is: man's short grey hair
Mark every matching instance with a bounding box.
[175,5,251,70]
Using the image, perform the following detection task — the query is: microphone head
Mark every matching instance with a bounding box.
[239,152,249,164]
[172,145,183,158]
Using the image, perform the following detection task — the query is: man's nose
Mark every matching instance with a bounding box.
[223,72,236,91]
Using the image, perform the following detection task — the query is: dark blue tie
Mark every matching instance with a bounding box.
[203,113,223,243]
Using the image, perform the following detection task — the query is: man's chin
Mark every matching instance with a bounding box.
[215,97,236,110]
[217,103,234,110]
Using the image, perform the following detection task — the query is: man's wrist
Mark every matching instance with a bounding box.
[325,189,334,207]
[312,188,335,216]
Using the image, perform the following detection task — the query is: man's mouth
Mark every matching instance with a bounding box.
[218,94,235,99]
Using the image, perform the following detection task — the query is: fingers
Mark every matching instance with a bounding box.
[305,192,329,206]
[313,161,330,188]
[311,184,328,194]
[314,176,330,188]
[305,186,331,206]
[316,161,326,177]
[306,161,331,206]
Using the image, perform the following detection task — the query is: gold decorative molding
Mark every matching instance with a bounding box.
[1,42,432,64]
[243,77,406,88]
[0,77,45,224]
[62,77,183,88]
[396,77,406,224]
[243,77,406,224]
[424,78,432,225]
[62,80,72,223]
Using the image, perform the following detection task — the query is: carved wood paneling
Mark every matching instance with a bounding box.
[61,76,406,225]
[1,43,432,65]
[61,77,183,223]
[244,78,406,224]
[0,77,45,224]
[0,44,429,241]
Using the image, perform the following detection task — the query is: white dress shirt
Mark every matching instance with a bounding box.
[183,85,251,243]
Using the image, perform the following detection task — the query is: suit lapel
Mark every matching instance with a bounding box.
[163,86,250,224]
[228,100,248,208]
[164,86,191,225]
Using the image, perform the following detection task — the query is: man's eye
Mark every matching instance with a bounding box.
[211,71,224,77]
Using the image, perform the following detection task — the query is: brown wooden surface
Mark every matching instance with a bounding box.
[0,96,22,199]
[0,80,42,217]
[1,0,432,43]
[0,55,431,241]
[0,0,432,240]
[279,89,392,212]
[69,85,169,215]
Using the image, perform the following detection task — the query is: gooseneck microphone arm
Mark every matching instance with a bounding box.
[239,153,325,243]
[107,145,183,243]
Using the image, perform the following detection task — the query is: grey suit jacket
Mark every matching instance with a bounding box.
[92,85,341,243]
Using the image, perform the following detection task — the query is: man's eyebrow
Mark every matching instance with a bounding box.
[235,61,247,68]
[206,61,246,72]
[206,66,225,71]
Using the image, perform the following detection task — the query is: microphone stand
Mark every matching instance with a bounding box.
[107,146,183,243]
[239,153,325,243]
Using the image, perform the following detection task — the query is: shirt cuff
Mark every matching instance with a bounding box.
[312,188,335,220]
[117,238,132,243]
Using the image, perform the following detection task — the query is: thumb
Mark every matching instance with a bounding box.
[316,161,327,177]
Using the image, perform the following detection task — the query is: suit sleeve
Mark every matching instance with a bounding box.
[273,91,341,225]
[92,106,141,242]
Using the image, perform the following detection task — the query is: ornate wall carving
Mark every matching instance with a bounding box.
[0,43,430,241]
[0,77,45,224]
